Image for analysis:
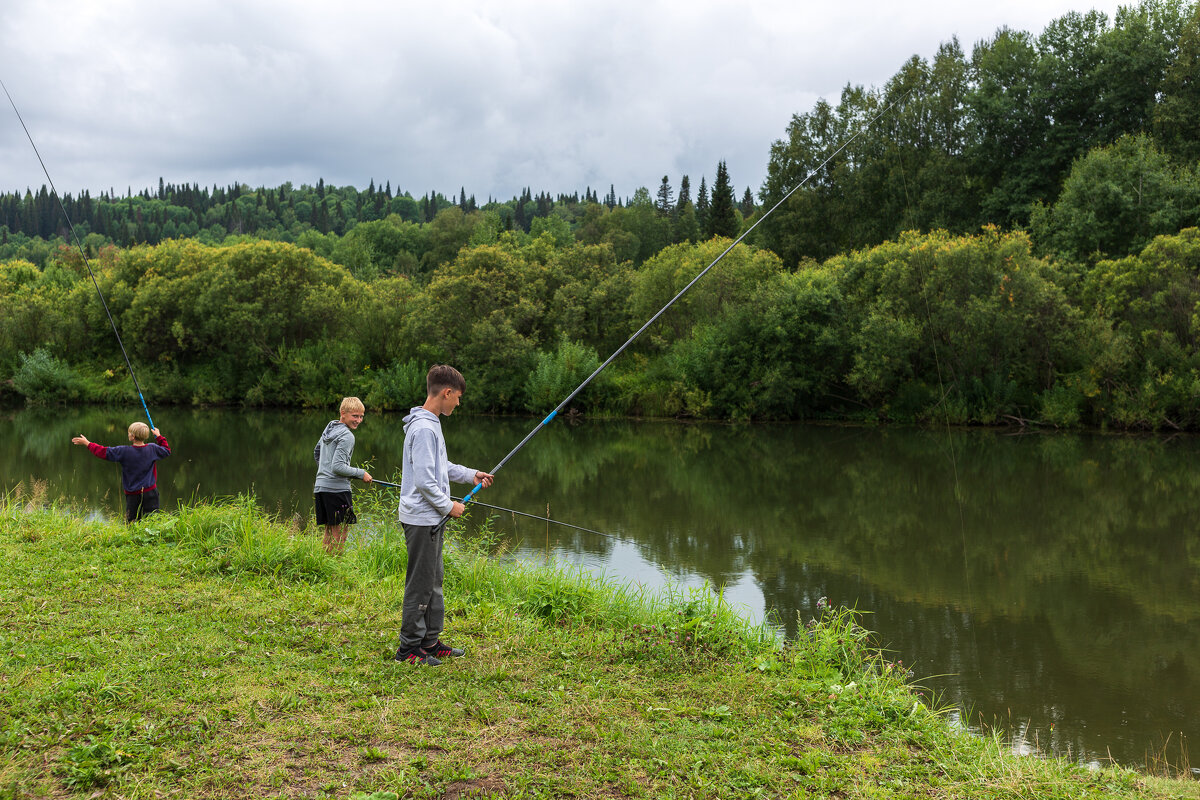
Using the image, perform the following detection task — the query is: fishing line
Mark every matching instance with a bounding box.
[458,86,917,511]
[450,496,622,542]
[919,258,981,683]
[370,479,620,540]
[1,79,154,429]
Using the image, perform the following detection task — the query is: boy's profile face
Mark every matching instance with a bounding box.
[441,388,463,416]
[341,409,365,430]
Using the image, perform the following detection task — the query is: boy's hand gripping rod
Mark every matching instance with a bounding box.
[456,88,915,514]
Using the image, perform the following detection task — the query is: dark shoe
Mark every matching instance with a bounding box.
[426,640,465,658]
[395,647,442,666]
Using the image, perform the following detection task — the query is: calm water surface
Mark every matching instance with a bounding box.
[4,406,1197,772]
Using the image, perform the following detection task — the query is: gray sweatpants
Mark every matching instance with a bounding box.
[398,521,446,651]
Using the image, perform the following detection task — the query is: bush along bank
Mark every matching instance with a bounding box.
[8,227,1200,430]
[1,491,1197,798]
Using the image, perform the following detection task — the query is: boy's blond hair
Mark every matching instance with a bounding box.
[128,422,150,443]
[340,396,365,415]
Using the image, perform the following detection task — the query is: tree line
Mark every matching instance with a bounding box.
[0,168,754,270]
[758,0,1200,265]
[5,222,1200,430]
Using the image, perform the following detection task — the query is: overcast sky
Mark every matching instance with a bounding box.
[1,0,1129,203]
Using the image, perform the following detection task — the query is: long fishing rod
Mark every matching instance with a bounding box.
[371,479,619,540]
[1,79,154,429]
[458,87,916,511]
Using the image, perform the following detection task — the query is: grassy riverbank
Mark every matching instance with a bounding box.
[1,491,1196,799]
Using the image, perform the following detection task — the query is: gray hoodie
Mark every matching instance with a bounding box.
[313,420,365,493]
[398,407,478,525]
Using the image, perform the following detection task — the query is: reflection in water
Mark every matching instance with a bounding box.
[4,406,1198,770]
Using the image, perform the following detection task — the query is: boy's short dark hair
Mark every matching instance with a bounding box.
[427,364,466,396]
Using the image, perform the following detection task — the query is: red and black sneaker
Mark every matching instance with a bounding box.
[395,647,442,666]
[426,640,465,659]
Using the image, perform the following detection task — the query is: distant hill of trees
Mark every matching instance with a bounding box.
[0,169,754,274]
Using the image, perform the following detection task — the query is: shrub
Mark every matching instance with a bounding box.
[524,336,605,413]
[363,359,427,411]
[11,348,84,404]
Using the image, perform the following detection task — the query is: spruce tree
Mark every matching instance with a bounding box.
[677,175,691,211]
[656,176,674,216]
[696,176,710,233]
[740,186,755,218]
[705,161,737,239]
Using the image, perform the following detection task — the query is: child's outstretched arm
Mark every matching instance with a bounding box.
[72,435,109,460]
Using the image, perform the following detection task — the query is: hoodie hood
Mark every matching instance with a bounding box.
[403,407,439,433]
[321,420,350,443]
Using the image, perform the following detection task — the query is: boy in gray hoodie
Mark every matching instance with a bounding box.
[396,365,493,665]
[313,396,373,553]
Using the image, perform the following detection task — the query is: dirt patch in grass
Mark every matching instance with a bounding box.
[443,775,508,799]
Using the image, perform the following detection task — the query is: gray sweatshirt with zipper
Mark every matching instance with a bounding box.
[398,407,478,525]
[313,420,365,493]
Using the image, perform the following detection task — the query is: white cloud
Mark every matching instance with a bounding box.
[0,0,1129,202]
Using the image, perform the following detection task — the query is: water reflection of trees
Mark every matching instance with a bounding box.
[466,419,1200,767]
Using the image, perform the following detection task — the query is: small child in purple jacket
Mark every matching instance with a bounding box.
[72,422,171,522]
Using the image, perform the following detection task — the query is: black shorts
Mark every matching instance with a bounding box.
[125,488,160,523]
[314,491,357,526]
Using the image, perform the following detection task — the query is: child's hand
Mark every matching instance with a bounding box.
[362,471,373,483]
[151,427,161,438]
[71,435,90,446]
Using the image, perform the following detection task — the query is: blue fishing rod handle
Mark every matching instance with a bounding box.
[541,409,557,426]
[140,395,154,431]
[462,482,483,506]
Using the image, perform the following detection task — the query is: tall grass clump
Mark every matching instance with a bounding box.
[777,597,937,744]
[612,582,780,670]
[157,496,332,581]
[0,481,104,544]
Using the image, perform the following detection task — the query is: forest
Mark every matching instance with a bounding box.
[2,1,1200,429]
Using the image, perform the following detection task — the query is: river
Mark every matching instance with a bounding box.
[4,405,1197,774]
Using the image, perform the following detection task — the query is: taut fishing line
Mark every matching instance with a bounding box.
[371,479,621,541]
[450,496,623,541]
[919,253,981,683]
[457,86,917,514]
[1,79,155,429]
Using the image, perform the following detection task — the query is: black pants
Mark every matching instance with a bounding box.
[125,488,159,523]
[398,521,446,651]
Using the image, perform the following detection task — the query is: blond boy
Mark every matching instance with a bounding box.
[72,422,171,522]
[313,397,373,553]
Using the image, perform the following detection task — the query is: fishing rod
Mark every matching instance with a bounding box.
[370,479,619,540]
[1,79,155,430]
[457,87,917,511]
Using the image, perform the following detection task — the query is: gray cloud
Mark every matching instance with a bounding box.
[2,0,1126,202]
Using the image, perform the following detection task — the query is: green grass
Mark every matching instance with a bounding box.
[0,489,1197,799]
